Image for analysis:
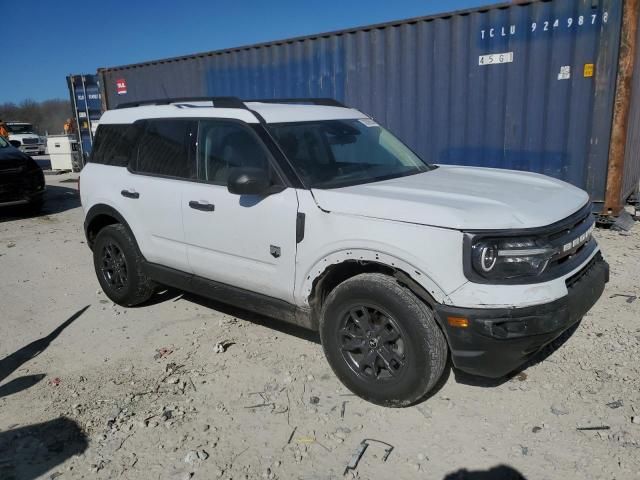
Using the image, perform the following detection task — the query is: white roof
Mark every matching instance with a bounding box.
[247,102,365,123]
[98,101,366,125]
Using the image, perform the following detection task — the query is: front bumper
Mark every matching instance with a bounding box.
[19,145,44,154]
[435,253,609,378]
[0,189,45,207]
[0,170,46,207]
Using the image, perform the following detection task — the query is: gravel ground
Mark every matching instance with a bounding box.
[0,173,639,480]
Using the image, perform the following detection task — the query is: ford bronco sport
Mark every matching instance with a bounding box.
[80,97,608,406]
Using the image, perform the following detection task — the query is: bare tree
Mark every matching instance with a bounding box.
[0,99,72,135]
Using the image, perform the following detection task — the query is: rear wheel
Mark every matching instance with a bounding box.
[93,224,154,306]
[320,273,447,407]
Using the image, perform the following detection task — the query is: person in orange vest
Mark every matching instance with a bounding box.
[0,120,9,139]
[63,118,73,134]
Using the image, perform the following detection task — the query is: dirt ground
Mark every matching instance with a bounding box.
[1,173,639,480]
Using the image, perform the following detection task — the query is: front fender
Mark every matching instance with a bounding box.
[295,247,450,307]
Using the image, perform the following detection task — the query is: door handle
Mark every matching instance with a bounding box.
[189,200,215,212]
[121,189,139,199]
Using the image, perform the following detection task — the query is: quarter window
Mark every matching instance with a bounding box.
[197,121,272,185]
[135,119,196,179]
[90,124,139,167]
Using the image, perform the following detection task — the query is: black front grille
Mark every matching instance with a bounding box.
[543,204,596,275]
[21,138,39,145]
[0,168,41,203]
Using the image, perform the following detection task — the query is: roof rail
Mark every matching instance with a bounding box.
[247,98,345,107]
[115,96,248,110]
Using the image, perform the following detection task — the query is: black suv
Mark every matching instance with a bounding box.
[0,136,45,212]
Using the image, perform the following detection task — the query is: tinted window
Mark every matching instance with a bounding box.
[135,119,196,179]
[90,124,139,167]
[269,119,431,188]
[197,121,272,185]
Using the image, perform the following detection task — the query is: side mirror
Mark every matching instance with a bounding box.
[9,140,21,148]
[227,167,271,195]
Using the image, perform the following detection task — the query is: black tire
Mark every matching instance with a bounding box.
[320,273,447,407]
[93,224,155,307]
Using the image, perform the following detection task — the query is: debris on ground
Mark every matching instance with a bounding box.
[609,294,638,304]
[213,340,234,354]
[154,347,174,360]
[515,372,528,382]
[343,439,394,475]
[606,399,624,409]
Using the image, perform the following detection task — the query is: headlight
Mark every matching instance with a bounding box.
[470,237,554,280]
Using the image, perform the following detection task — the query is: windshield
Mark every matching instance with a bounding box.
[0,136,8,148]
[7,124,34,134]
[268,119,431,188]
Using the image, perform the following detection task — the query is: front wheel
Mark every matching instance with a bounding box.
[93,224,155,306]
[320,273,447,407]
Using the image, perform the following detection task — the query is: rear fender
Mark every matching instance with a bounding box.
[84,203,138,251]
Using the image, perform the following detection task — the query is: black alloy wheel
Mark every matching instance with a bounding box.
[100,241,129,291]
[92,224,155,306]
[338,305,407,382]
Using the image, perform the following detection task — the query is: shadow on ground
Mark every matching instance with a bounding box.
[0,374,46,400]
[0,305,89,399]
[444,464,527,479]
[0,417,88,480]
[453,321,581,388]
[0,184,80,222]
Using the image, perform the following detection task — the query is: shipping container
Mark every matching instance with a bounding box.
[67,74,104,164]
[97,0,640,214]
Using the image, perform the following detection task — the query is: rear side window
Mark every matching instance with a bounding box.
[134,119,196,179]
[90,124,138,167]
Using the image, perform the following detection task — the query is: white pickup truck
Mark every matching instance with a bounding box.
[7,122,45,155]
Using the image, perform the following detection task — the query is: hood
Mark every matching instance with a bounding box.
[0,144,30,170]
[311,165,590,230]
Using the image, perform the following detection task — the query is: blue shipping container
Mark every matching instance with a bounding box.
[67,74,104,162]
[99,0,640,211]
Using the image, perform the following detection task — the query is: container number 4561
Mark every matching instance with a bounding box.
[479,52,514,66]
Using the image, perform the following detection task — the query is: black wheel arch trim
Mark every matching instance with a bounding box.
[84,203,139,251]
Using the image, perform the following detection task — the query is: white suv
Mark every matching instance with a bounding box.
[80,97,608,406]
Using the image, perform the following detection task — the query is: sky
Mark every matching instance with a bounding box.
[0,0,490,104]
